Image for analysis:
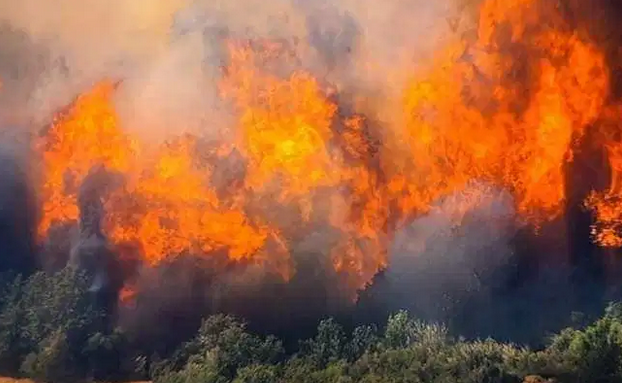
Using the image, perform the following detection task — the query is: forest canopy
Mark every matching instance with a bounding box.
[0,269,621,383]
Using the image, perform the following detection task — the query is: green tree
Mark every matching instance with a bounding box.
[537,303,622,382]
[300,318,347,367]
[154,314,283,383]
[0,268,128,382]
[346,324,379,360]
[233,364,280,383]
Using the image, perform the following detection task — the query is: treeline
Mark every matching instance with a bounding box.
[1,269,622,383]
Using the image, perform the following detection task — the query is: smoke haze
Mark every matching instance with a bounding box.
[0,0,457,138]
[2,0,622,351]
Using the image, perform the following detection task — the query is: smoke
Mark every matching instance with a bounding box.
[5,0,622,353]
[383,184,517,322]
[0,0,188,127]
[69,165,125,293]
[0,140,37,274]
[0,0,458,140]
[346,181,596,345]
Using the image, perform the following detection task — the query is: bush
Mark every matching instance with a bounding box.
[156,310,530,383]
[346,324,379,361]
[0,268,130,382]
[154,315,284,383]
[233,364,280,383]
[300,318,347,367]
[529,303,622,382]
[20,329,73,382]
[6,268,622,383]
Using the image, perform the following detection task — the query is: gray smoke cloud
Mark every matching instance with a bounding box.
[0,0,189,128]
[0,0,497,346]
[69,165,124,292]
[2,0,622,352]
[0,139,37,273]
[386,183,518,324]
[0,0,461,140]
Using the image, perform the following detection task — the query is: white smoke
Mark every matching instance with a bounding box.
[0,0,461,141]
[387,182,518,322]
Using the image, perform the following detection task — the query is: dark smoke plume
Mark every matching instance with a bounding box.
[0,142,37,275]
[68,165,125,296]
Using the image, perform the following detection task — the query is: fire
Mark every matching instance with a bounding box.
[221,41,341,216]
[33,0,622,302]
[119,284,138,308]
[38,80,291,280]
[585,106,622,247]
[219,40,389,291]
[104,136,284,267]
[389,0,608,229]
[37,81,137,238]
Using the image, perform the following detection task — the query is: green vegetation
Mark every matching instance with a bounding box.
[0,270,136,383]
[2,269,622,382]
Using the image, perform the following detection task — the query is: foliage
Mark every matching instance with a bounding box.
[299,318,347,367]
[6,269,622,382]
[154,315,284,383]
[153,305,622,383]
[526,302,622,382]
[0,268,131,382]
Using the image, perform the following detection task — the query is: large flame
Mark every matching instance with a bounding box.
[388,0,608,228]
[37,80,291,280]
[34,0,622,301]
[221,41,341,215]
[37,81,137,238]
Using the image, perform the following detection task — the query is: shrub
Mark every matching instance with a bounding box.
[0,268,129,382]
[6,268,622,383]
[154,315,284,383]
[300,318,347,367]
[533,303,622,382]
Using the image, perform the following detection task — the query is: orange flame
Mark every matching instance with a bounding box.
[37,80,291,281]
[37,81,137,238]
[389,0,608,229]
[585,106,622,247]
[221,41,341,217]
[35,0,622,301]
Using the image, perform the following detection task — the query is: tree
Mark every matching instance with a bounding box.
[233,364,280,383]
[346,324,379,360]
[154,315,284,383]
[0,268,129,382]
[300,318,347,367]
[538,303,622,382]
